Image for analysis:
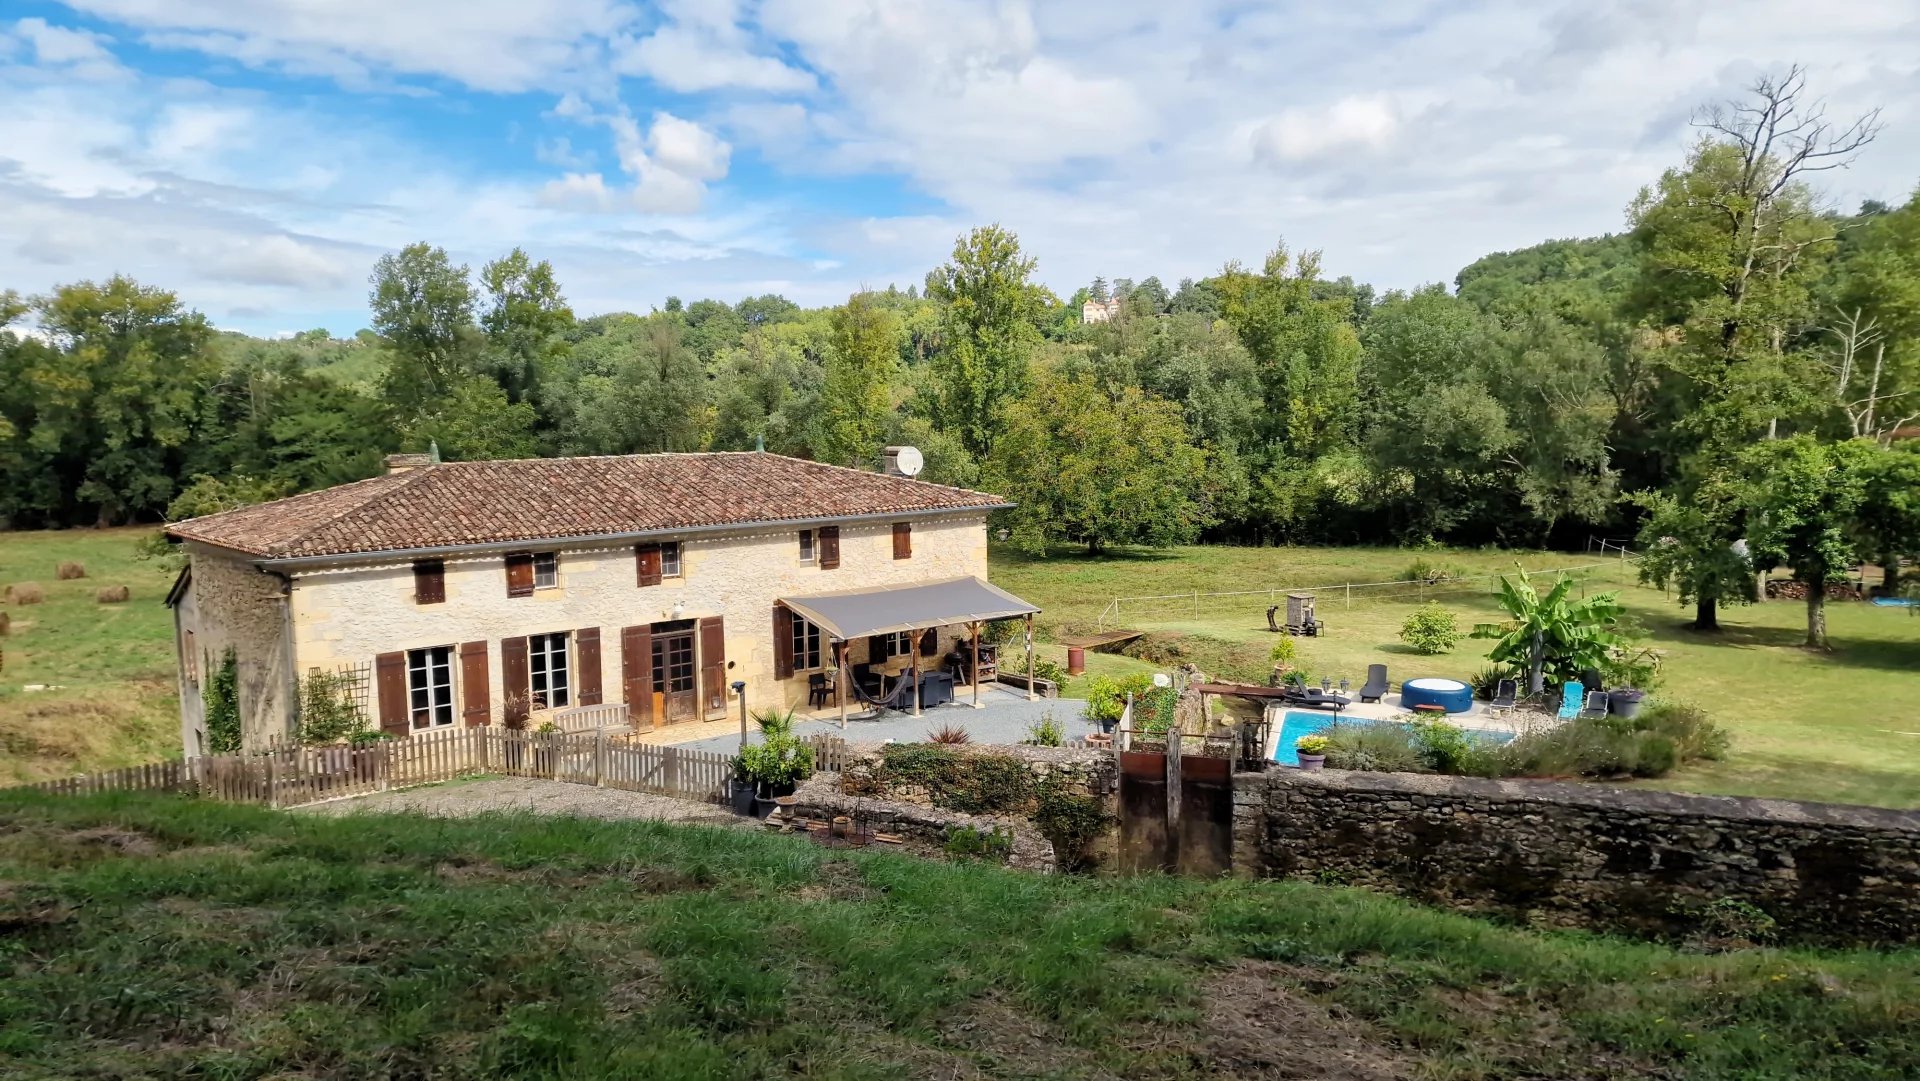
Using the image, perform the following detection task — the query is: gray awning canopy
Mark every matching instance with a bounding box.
[779,576,1039,641]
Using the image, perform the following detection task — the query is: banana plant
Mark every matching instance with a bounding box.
[1470,568,1625,695]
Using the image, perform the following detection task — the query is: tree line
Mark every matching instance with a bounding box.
[0,68,1916,646]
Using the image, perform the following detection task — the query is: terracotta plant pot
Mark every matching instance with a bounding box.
[1296,753,1326,772]
[831,815,852,838]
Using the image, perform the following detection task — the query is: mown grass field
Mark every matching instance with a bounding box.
[2,791,1916,1080]
[0,528,179,784]
[993,543,1920,809]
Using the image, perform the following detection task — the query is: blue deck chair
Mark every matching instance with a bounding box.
[1556,682,1583,720]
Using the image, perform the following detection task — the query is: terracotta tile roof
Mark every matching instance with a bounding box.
[167,453,1009,559]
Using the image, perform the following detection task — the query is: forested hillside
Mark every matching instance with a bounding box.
[2,71,1917,647]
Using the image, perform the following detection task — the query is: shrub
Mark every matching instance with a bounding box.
[1468,664,1520,700]
[1032,782,1111,871]
[1131,685,1179,736]
[95,585,130,604]
[1321,721,1426,773]
[8,583,44,606]
[1031,658,1067,686]
[55,561,87,580]
[1294,734,1329,756]
[1268,636,1297,666]
[1402,558,1464,584]
[205,647,241,754]
[1024,713,1064,747]
[740,708,814,789]
[1407,717,1474,772]
[1633,701,1729,762]
[927,723,972,745]
[1399,603,1460,655]
[1083,672,1155,725]
[943,824,1014,862]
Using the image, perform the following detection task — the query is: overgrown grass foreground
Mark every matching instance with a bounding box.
[2,793,1916,1080]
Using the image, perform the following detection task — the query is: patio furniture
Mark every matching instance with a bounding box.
[1400,677,1473,714]
[1578,691,1610,720]
[1358,664,1389,704]
[807,672,837,710]
[1489,678,1518,714]
[1556,683,1583,720]
[916,670,956,708]
[1283,675,1350,712]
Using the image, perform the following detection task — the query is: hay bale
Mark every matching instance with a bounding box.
[96,585,130,604]
[9,583,43,605]
[56,561,87,580]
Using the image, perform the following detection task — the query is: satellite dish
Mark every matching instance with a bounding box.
[887,445,924,477]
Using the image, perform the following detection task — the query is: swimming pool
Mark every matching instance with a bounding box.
[1271,710,1514,765]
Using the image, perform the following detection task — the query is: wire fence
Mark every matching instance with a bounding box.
[1094,553,1640,630]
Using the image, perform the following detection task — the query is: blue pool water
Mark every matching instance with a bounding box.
[1272,710,1514,765]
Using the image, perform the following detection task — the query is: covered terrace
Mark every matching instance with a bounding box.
[779,575,1041,728]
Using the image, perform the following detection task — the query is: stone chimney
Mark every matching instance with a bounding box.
[384,453,435,474]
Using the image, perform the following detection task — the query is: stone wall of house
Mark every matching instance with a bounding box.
[1243,767,1920,944]
[179,549,293,751]
[284,513,991,726]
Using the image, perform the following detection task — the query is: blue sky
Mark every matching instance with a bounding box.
[2,0,1918,336]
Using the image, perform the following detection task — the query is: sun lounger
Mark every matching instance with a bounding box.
[1556,682,1583,720]
[1578,691,1609,720]
[1490,678,1517,714]
[1358,663,1389,704]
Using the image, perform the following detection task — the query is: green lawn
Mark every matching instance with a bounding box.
[2,791,1916,1080]
[993,543,1920,809]
[0,528,180,784]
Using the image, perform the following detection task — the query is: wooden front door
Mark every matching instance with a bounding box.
[651,627,697,724]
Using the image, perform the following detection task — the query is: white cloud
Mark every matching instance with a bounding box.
[616,24,815,93]
[11,17,126,79]
[1247,96,1402,165]
[549,101,733,213]
[60,0,636,92]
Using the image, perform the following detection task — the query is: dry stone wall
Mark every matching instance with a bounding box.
[1246,768,1920,944]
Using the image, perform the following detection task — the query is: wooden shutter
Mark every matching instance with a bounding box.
[621,625,654,725]
[635,542,662,587]
[868,633,888,663]
[375,651,408,738]
[576,627,603,706]
[919,628,939,657]
[413,559,445,604]
[772,604,794,680]
[504,552,534,598]
[699,616,726,713]
[459,640,489,726]
[501,636,530,726]
[818,526,840,570]
[892,522,912,560]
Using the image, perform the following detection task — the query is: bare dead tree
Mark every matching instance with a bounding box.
[1825,307,1920,444]
[1691,66,1883,354]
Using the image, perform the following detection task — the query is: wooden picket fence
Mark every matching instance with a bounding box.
[12,727,741,810]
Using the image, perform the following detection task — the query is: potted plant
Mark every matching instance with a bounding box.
[1295,733,1329,771]
[1608,688,1646,719]
[728,755,756,815]
[741,708,815,818]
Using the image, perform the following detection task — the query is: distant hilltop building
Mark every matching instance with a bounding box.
[1081,296,1123,324]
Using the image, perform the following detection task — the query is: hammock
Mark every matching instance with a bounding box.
[845,670,918,716]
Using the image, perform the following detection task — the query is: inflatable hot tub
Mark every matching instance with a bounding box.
[1400,677,1473,714]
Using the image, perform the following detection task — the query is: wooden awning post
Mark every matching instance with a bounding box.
[969,621,982,709]
[911,637,922,716]
[836,640,849,730]
[1024,613,1036,702]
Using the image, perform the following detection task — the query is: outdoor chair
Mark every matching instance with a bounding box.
[1556,682,1583,720]
[1284,674,1350,713]
[1358,664,1389,703]
[1490,678,1518,714]
[807,672,836,710]
[1578,691,1610,720]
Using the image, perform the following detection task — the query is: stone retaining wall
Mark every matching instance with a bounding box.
[1244,768,1920,944]
[788,776,1055,872]
[838,742,1116,811]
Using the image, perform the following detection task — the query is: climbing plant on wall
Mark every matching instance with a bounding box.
[205,647,240,754]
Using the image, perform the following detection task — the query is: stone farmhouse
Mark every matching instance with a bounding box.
[163,451,1037,755]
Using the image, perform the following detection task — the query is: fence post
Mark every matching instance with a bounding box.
[1164,725,1183,868]
[266,751,279,810]
[664,745,681,795]
[1345,582,1351,609]
[595,727,606,787]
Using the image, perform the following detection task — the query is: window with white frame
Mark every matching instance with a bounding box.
[532,551,559,589]
[791,616,824,671]
[798,529,814,562]
[407,646,455,729]
[529,631,570,709]
[660,541,682,578]
[880,631,914,658]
